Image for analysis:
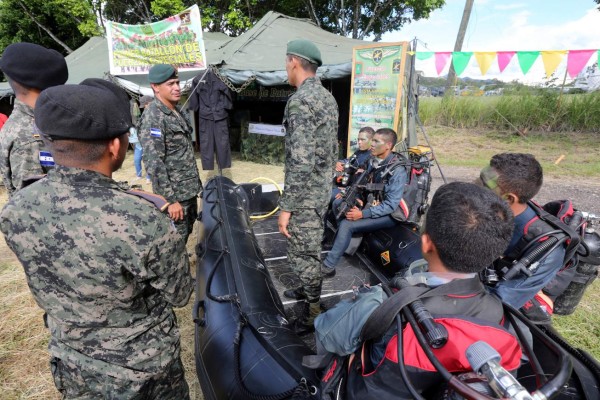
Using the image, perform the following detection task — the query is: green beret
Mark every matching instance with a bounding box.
[286,39,322,67]
[148,64,178,84]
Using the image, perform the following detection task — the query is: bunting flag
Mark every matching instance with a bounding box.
[452,51,473,76]
[517,51,540,75]
[412,48,598,79]
[567,50,595,78]
[541,51,566,78]
[435,52,452,75]
[474,52,496,75]
[416,51,434,60]
[497,51,515,73]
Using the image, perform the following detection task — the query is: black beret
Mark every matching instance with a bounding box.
[80,78,132,121]
[0,42,68,90]
[148,64,178,84]
[34,84,132,141]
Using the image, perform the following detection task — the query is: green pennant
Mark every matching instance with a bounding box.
[517,51,540,75]
[416,51,434,60]
[452,52,473,76]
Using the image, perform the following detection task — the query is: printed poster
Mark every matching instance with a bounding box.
[106,5,206,75]
[347,42,408,155]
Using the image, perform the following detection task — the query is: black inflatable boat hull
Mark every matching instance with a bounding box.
[194,176,318,400]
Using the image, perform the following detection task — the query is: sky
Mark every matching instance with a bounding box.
[382,0,600,84]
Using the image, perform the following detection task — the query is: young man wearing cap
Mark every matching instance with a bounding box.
[138,64,202,245]
[0,42,68,196]
[0,79,192,399]
[278,39,339,334]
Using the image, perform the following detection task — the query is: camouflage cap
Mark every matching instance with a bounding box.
[0,42,68,90]
[286,39,322,67]
[148,64,178,84]
[34,83,132,141]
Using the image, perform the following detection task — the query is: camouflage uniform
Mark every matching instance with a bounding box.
[138,99,202,244]
[279,76,339,303]
[0,166,193,399]
[0,99,53,196]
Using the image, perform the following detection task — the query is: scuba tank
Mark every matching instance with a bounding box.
[553,212,600,315]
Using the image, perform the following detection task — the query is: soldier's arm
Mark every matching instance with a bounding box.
[10,138,45,193]
[138,111,177,202]
[145,213,193,307]
[0,138,16,195]
[278,98,317,211]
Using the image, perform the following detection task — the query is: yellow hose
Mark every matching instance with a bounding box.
[248,177,282,220]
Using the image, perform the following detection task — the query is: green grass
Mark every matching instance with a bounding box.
[420,91,600,133]
[553,280,600,359]
[423,126,600,178]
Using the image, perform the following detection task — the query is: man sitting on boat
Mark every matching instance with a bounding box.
[480,153,567,316]
[321,128,408,277]
[338,182,521,398]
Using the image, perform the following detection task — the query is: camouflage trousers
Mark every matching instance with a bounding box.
[287,207,326,303]
[174,197,198,245]
[50,355,190,400]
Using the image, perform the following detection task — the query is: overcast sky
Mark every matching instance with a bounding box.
[382,0,600,83]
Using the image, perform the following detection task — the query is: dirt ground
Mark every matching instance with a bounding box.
[429,164,600,216]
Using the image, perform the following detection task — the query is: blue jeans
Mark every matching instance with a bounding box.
[134,143,150,179]
[134,143,143,177]
[323,215,397,269]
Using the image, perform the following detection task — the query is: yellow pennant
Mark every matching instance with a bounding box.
[380,250,391,266]
[474,52,497,75]
[541,50,567,78]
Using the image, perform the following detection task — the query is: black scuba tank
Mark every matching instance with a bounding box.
[553,227,600,315]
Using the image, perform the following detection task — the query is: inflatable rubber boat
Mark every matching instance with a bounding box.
[194,176,600,400]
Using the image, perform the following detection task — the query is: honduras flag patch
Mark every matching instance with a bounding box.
[150,128,162,138]
[39,151,55,167]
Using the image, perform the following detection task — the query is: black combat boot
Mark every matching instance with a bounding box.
[289,300,321,336]
[283,286,307,300]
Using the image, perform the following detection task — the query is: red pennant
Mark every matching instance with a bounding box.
[497,51,515,73]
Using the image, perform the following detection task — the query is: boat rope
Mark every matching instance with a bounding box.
[248,177,283,220]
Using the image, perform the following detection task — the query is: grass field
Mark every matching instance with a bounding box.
[1,128,599,399]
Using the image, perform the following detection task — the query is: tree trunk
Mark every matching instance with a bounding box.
[17,0,74,53]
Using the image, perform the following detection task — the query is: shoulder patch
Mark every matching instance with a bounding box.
[126,189,169,212]
[39,151,55,167]
[150,128,162,138]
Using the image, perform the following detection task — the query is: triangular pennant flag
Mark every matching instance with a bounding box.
[517,51,540,75]
[474,52,497,75]
[541,50,566,78]
[452,52,473,76]
[567,49,595,78]
[497,51,515,73]
[416,51,434,60]
[435,52,452,75]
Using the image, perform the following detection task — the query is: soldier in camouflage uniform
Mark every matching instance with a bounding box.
[278,39,339,335]
[0,80,192,399]
[0,42,68,196]
[138,64,202,245]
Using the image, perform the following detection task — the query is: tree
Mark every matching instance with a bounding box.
[0,0,100,54]
[307,0,446,40]
[106,0,446,39]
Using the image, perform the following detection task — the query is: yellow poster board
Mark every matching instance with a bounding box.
[347,42,408,155]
